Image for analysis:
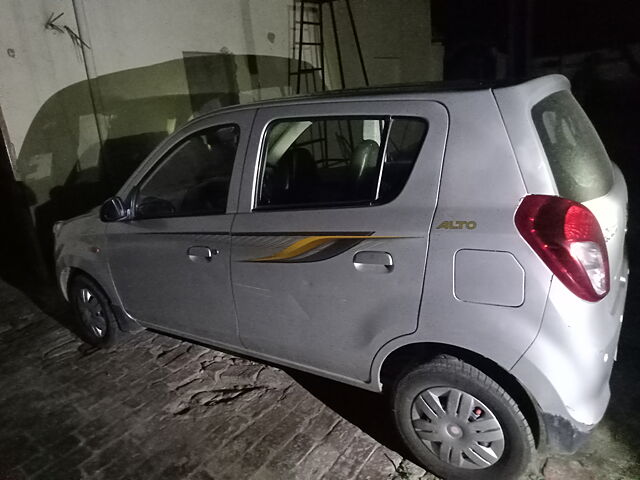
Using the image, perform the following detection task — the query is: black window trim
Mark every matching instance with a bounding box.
[252,115,427,212]
[130,122,240,221]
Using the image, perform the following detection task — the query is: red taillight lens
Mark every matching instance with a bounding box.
[515,195,609,302]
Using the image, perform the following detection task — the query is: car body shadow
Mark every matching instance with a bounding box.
[284,368,416,460]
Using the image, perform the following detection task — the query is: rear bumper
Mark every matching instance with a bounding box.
[541,413,593,454]
[512,255,629,453]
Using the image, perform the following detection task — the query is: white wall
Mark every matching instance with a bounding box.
[0,0,297,157]
[0,0,96,173]
[0,0,442,209]
[78,0,293,75]
[0,0,296,205]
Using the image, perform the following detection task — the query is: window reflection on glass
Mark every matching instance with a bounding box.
[258,117,427,209]
[532,91,613,203]
[136,125,239,219]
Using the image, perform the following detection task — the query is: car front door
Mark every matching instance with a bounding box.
[231,101,448,382]
[106,111,253,346]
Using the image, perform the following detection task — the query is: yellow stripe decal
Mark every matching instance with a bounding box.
[252,235,399,262]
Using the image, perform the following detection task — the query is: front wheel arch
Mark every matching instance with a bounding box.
[66,267,135,334]
[65,267,105,302]
[68,271,120,347]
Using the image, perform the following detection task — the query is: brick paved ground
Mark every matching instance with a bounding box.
[0,276,638,480]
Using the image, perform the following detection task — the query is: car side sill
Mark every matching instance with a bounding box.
[135,320,380,393]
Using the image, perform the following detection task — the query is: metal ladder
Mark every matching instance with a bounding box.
[290,0,369,94]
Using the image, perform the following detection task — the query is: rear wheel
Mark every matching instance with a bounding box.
[391,357,534,480]
[69,274,119,348]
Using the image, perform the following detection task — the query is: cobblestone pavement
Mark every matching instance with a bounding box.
[0,277,638,480]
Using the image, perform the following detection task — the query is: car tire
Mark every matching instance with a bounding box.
[69,274,119,348]
[391,356,535,480]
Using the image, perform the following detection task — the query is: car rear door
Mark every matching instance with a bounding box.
[231,100,448,382]
[106,110,253,346]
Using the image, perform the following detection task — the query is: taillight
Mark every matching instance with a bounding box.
[515,195,609,302]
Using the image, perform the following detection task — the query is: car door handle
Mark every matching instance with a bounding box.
[353,251,393,273]
[187,246,218,263]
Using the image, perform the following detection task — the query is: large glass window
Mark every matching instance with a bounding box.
[532,91,613,202]
[257,117,427,209]
[135,124,239,218]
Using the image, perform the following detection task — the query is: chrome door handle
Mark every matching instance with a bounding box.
[353,251,393,273]
[187,246,218,263]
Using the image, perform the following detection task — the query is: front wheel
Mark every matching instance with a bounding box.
[69,274,119,348]
[391,357,535,480]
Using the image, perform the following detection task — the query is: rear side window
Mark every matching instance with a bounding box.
[257,117,427,209]
[532,91,613,202]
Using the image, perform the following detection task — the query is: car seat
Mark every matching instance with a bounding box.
[272,147,318,204]
[349,139,380,200]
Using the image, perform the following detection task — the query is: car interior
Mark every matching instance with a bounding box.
[259,118,426,208]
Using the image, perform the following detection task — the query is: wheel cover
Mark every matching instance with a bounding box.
[411,386,505,470]
[77,287,107,338]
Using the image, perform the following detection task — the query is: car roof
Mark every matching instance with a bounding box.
[194,79,511,116]
[192,74,569,122]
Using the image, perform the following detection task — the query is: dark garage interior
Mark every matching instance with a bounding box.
[1,0,639,479]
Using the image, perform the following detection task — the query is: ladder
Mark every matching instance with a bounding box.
[290,0,369,94]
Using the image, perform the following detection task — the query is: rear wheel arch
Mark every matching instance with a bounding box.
[378,342,542,448]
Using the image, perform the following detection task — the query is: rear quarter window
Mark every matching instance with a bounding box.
[532,90,613,202]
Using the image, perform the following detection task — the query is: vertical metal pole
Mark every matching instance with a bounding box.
[296,1,306,93]
[318,3,328,163]
[289,1,296,91]
[310,5,318,95]
[345,0,369,86]
[319,2,326,91]
[72,0,105,147]
[329,0,352,156]
[329,1,346,89]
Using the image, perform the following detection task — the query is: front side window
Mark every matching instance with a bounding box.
[257,117,427,209]
[135,125,239,219]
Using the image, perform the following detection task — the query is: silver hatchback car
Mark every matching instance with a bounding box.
[54,74,628,479]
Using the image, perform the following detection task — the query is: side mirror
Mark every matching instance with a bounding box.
[100,196,128,222]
